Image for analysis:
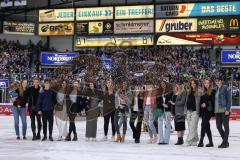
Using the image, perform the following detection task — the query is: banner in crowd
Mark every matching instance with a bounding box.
[157,33,240,45]
[38,23,74,36]
[3,21,35,35]
[75,35,154,47]
[14,0,27,6]
[114,20,153,34]
[76,21,114,35]
[0,79,9,89]
[39,9,75,22]
[0,0,13,7]
[156,18,197,33]
[221,50,240,64]
[76,7,113,21]
[197,17,240,32]
[115,5,154,19]
[40,52,79,65]
[156,2,240,18]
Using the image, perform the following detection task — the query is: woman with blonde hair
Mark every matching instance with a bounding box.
[198,78,215,147]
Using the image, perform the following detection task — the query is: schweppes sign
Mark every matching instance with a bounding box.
[229,18,239,30]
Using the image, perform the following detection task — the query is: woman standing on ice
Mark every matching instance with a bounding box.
[114,81,131,143]
[143,85,158,144]
[54,80,69,141]
[185,79,202,146]
[11,79,28,140]
[169,81,187,145]
[198,78,215,147]
[85,82,101,141]
[65,80,88,141]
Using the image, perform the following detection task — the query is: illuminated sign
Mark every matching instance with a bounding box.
[3,21,35,35]
[38,23,74,36]
[76,7,113,21]
[75,35,154,47]
[115,5,154,19]
[39,9,75,22]
[156,19,197,33]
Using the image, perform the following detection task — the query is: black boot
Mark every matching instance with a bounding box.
[42,136,47,141]
[175,138,181,145]
[175,137,184,145]
[72,134,78,141]
[206,142,214,147]
[36,133,41,140]
[32,133,37,141]
[198,139,204,147]
[49,137,54,141]
[65,133,71,141]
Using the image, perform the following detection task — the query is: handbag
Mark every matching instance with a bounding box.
[153,108,164,118]
[55,102,63,111]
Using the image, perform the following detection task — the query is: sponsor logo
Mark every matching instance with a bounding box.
[228,51,240,61]
[41,24,72,32]
[160,4,187,17]
[158,20,194,32]
[230,18,239,29]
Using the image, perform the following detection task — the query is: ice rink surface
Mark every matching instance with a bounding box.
[0,116,239,160]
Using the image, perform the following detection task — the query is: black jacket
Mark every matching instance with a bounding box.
[200,90,215,117]
[27,86,40,110]
[156,92,174,112]
[13,89,28,108]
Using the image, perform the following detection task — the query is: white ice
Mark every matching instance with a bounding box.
[0,116,239,160]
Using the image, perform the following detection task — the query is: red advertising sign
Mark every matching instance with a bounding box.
[0,103,13,115]
[157,33,240,45]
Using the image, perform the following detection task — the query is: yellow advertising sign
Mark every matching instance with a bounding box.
[89,22,103,34]
[115,5,154,19]
[75,35,154,47]
[76,7,113,21]
[39,9,75,22]
[38,23,74,36]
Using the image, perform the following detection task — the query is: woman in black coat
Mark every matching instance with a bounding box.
[198,78,215,147]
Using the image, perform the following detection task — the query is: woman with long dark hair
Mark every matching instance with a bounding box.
[11,79,28,140]
[198,78,215,147]
[55,79,69,141]
[85,82,101,141]
[186,79,202,146]
[100,79,116,141]
[65,80,88,141]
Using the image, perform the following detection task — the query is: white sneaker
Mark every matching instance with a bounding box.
[86,138,90,142]
[101,136,108,141]
[57,136,63,141]
[91,138,97,142]
[111,136,115,142]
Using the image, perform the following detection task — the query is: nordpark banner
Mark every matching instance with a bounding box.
[157,33,240,45]
[38,23,74,36]
[156,2,240,18]
[115,5,154,19]
[114,20,153,34]
[40,52,79,65]
[3,21,35,35]
[39,9,75,22]
[0,79,9,89]
[75,35,154,47]
[156,18,197,33]
[76,7,113,21]
[221,50,240,64]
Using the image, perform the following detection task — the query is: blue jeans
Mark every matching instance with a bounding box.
[144,105,157,137]
[158,112,172,144]
[12,107,27,136]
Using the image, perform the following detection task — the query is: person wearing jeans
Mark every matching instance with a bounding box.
[214,77,231,148]
[12,79,28,140]
[156,81,173,145]
[143,85,157,144]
